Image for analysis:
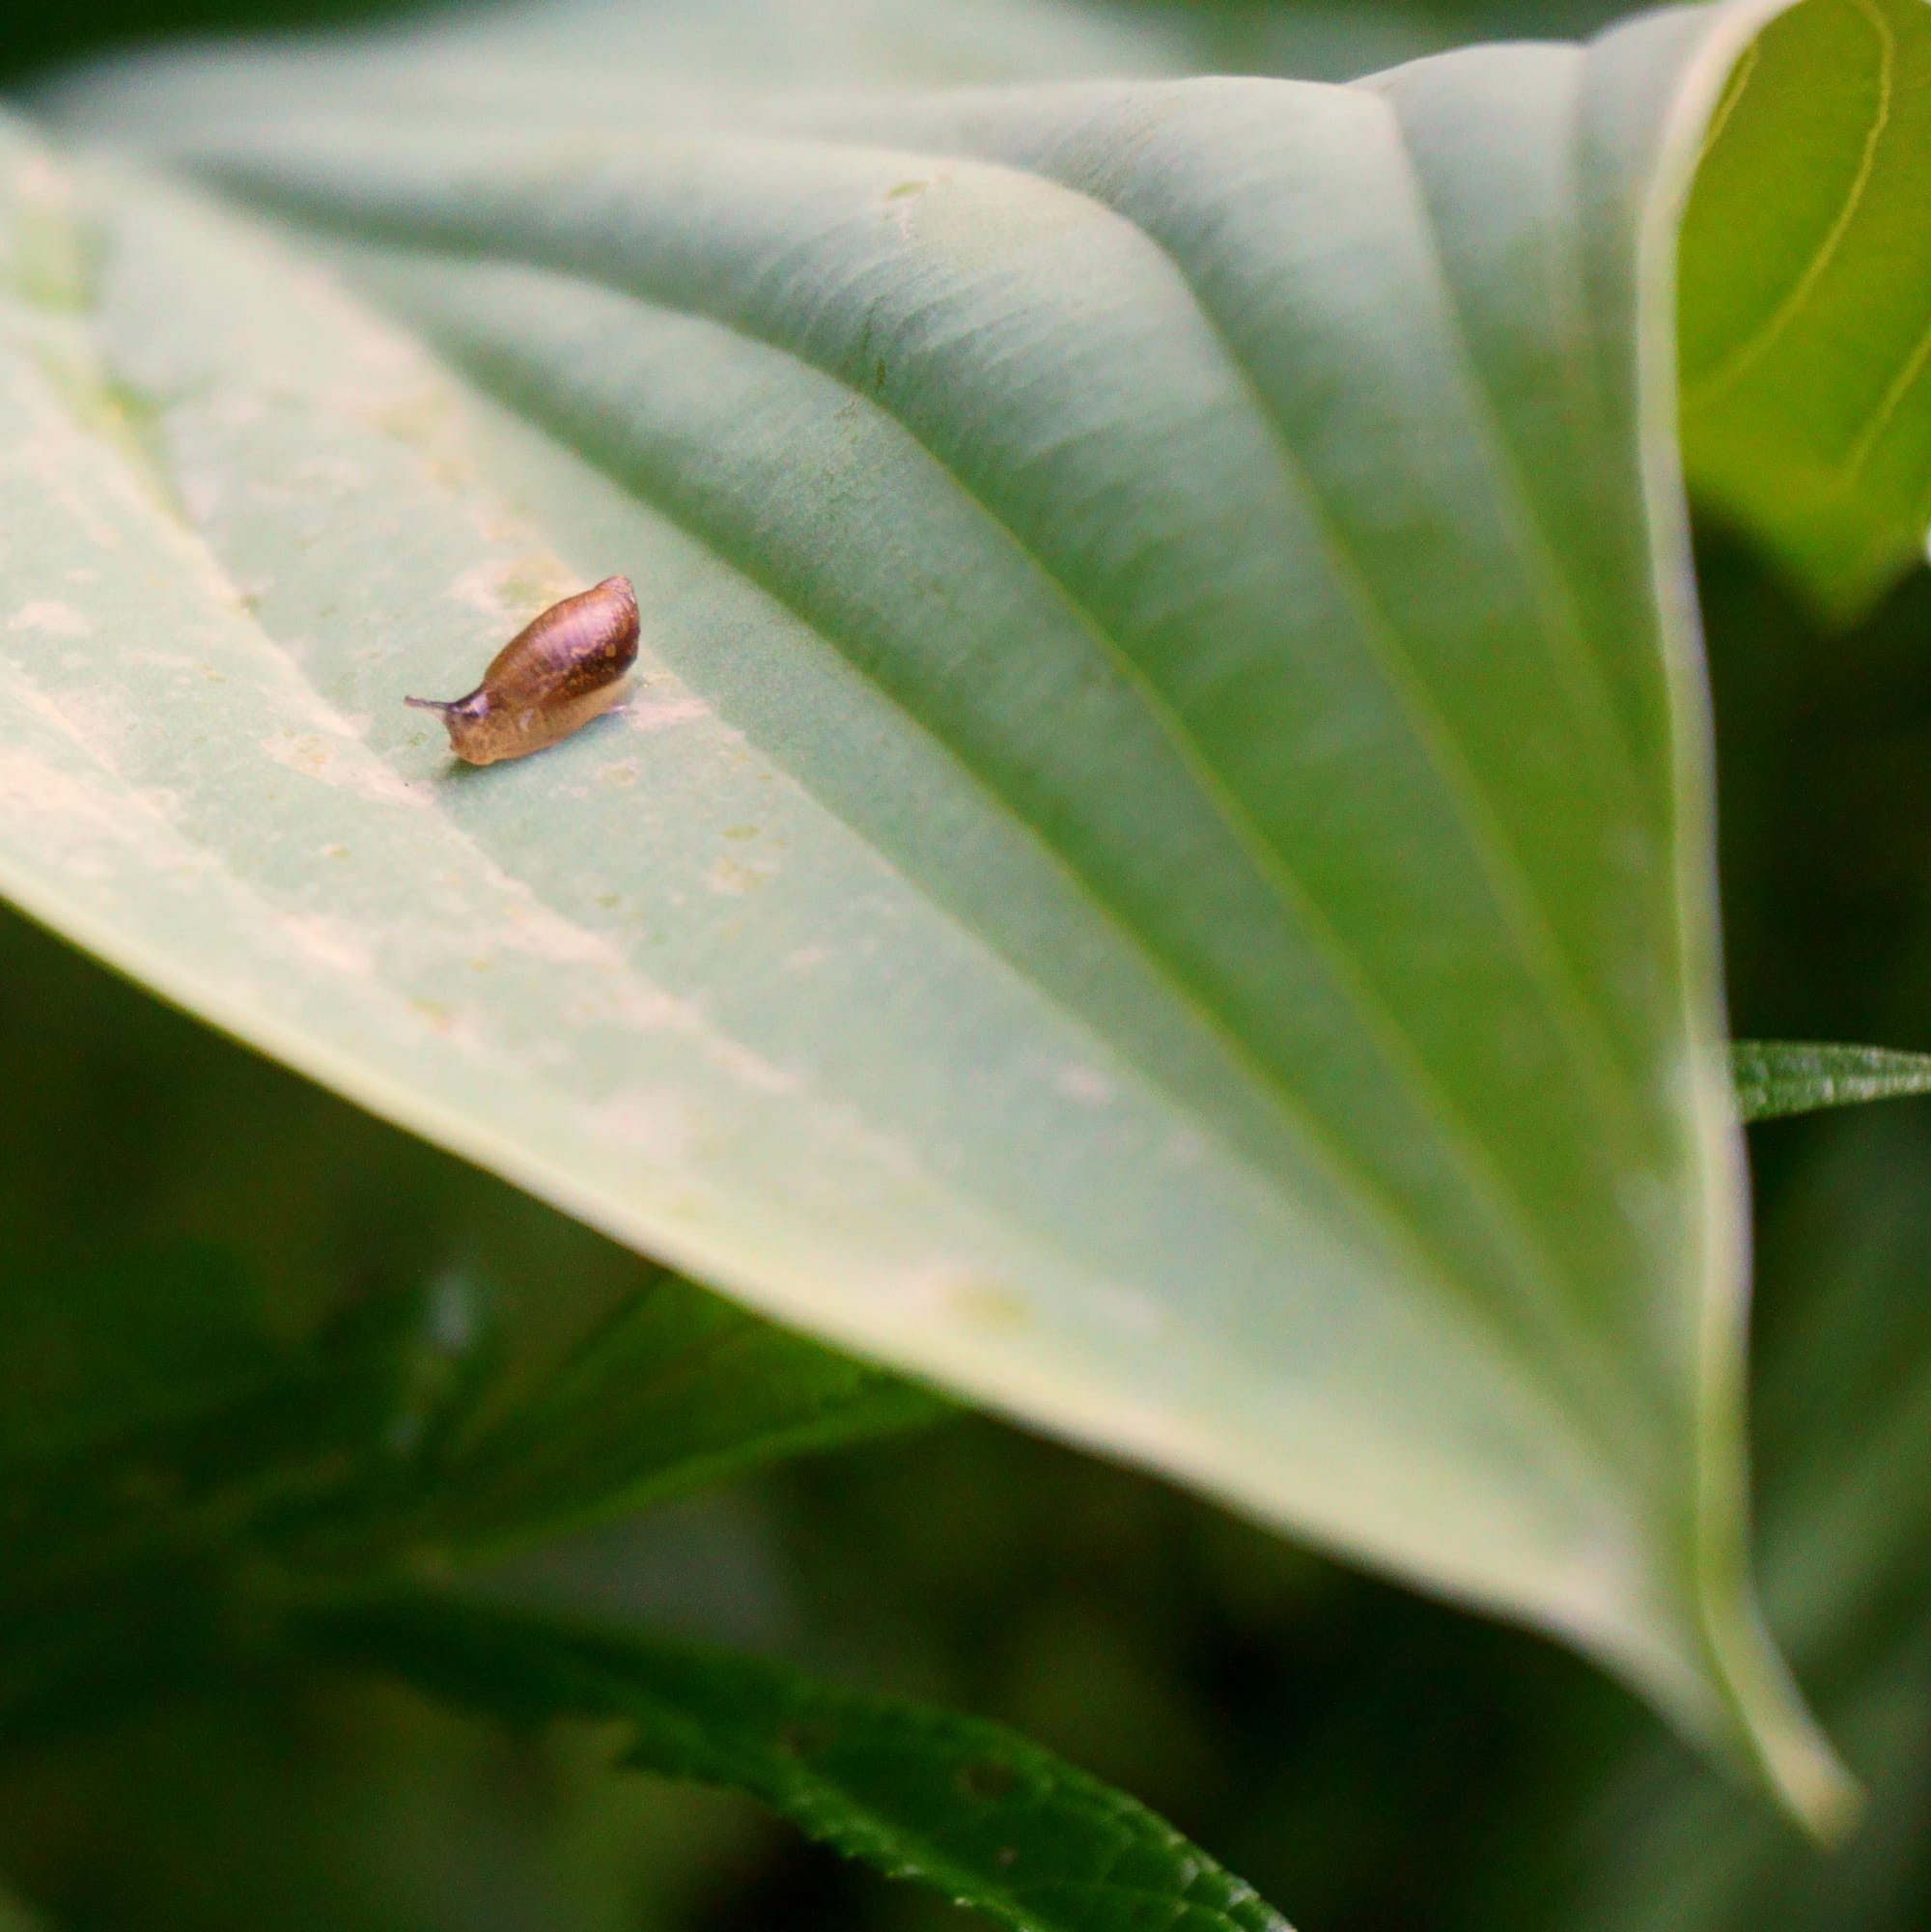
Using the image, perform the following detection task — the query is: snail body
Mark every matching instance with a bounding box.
[406,575,639,766]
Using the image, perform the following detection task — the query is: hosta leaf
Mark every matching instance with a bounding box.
[1732,1040,1931,1123]
[313,1589,1294,1932]
[0,0,1909,1823]
[1680,0,1931,626]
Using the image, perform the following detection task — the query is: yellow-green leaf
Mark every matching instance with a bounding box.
[1680,0,1931,625]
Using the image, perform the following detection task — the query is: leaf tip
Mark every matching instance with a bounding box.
[1695,1581,1860,1843]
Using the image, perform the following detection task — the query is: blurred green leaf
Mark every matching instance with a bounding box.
[314,1588,1295,1932]
[0,1243,278,1469]
[0,1646,765,1932]
[0,1256,930,1657]
[0,1271,450,1646]
[0,1885,49,1932]
[399,1279,945,1565]
[269,1266,944,1575]
[1732,1040,1931,1122]
[0,0,1917,1822]
[1680,0,1931,626]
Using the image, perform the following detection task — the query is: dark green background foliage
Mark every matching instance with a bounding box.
[4,1,1931,1929]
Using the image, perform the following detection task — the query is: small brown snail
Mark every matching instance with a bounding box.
[406,575,639,765]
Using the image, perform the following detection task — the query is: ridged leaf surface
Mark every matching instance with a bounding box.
[5,0,1924,1823]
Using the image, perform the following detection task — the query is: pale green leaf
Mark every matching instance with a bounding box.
[1732,1040,1931,1123]
[314,1588,1296,1932]
[1680,0,1931,626]
[0,0,1905,1825]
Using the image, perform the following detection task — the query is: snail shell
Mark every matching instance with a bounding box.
[406,575,639,766]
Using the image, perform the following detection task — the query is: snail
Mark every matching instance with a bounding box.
[406,575,639,766]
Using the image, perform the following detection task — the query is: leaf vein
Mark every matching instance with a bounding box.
[1686,0,1896,409]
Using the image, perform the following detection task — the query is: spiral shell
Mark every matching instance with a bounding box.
[406,576,639,766]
